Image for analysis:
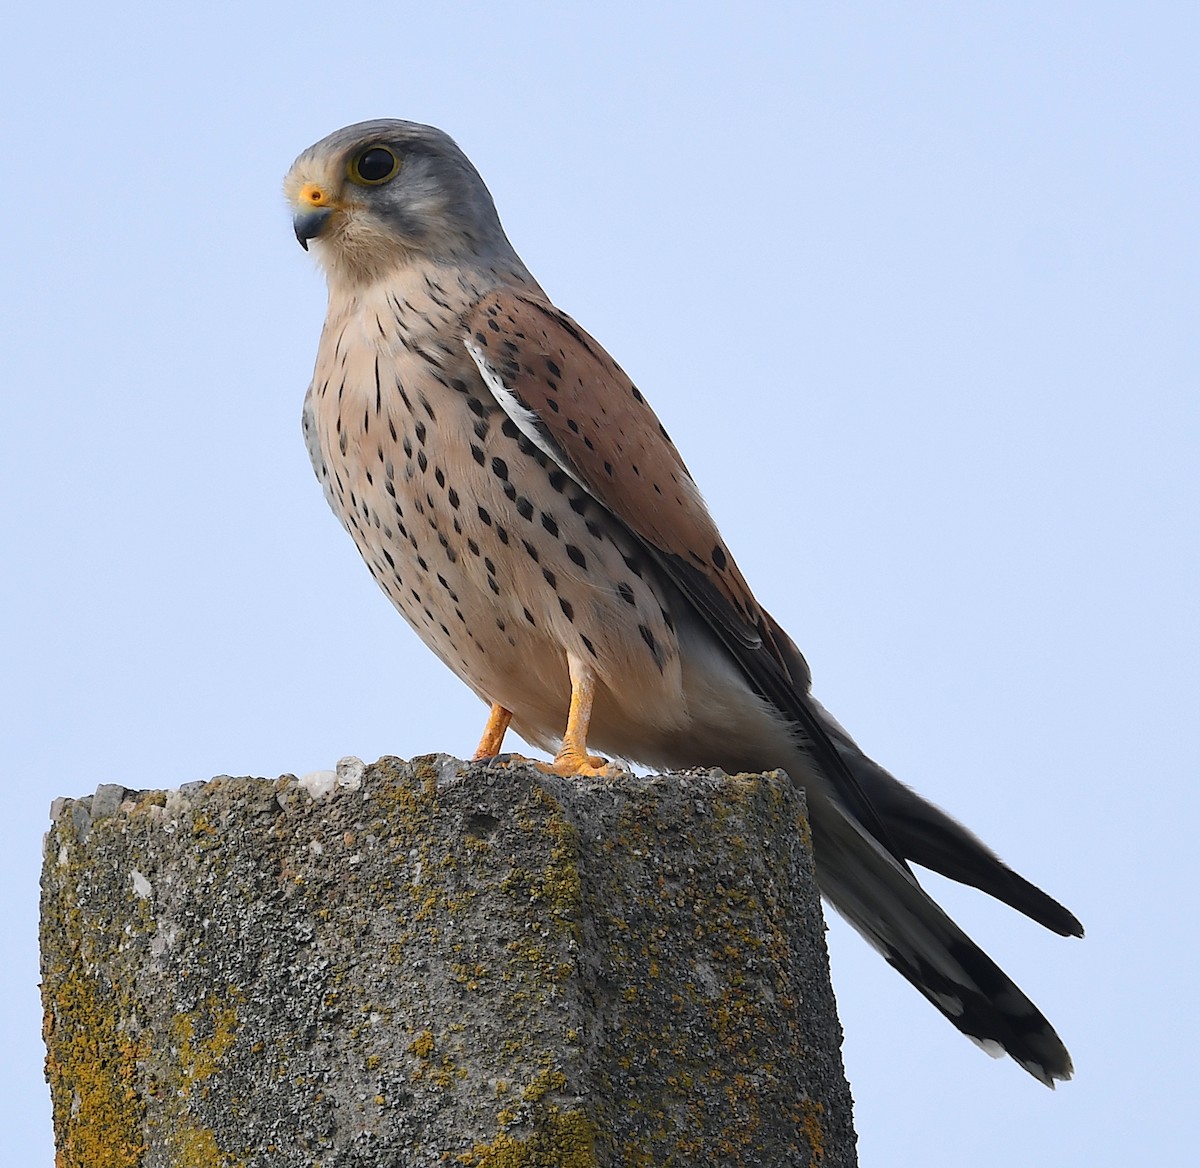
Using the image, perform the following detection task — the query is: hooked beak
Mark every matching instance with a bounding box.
[293,206,332,251]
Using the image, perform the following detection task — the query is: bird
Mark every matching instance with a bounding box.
[285,119,1083,1085]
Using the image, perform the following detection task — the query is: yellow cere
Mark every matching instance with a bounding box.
[299,182,332,207]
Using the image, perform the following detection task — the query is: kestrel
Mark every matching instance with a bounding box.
[285,120,1082,1085]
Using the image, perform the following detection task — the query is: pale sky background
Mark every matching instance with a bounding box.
[3,3,1197,1164]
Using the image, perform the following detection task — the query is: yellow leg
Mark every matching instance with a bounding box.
[472,703,512,760]
[539,654,617,777]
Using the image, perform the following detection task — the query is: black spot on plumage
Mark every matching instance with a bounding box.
[516,496,533,521]
[496,526,510,545]
[541,513,559,537]
[487,575,501,595]
[484,557,496,575]
[712,545,728,570]
[451,378,470,394]
[502,481,517,501]
[501,418,520,440]
[434,467,445,488]
[617,582,635,605]
[623,554,644,578]
[521,539,540,562]
[468,397,486,417]
[524,607,536,626]
[491,457,509,481]
[581,635,597,657]
[546,398,560,413]
[416,556,428,572]
[474,330,489,346]
[631,385,645,403]
[542,568,557,589]
[566,545,586,569]
[546,358,562,378]
[468,538,480,556]
[397,382,412,411]
[471,444,486,466]
[417,451,428,473]
[403,436,413,458]
[420,397,435,421]
[473,419,490,440]
[414,421,426,445]
[382,550,395,568]
[548,470,567,493]
[603,461,613,477]
[585,520,602,540]
[559,597,574,621]
[477,505,492,526]
[487,318,500,332]
[388,418,398,441]
[447,487,460,509]
[639,624,662,666]
[568,495,588,516]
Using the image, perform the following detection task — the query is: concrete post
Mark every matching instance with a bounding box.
[40,755,856,1167]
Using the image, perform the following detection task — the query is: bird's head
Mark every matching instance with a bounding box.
[284,119,524,287]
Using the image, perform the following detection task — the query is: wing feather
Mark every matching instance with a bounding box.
[463,290,906,865]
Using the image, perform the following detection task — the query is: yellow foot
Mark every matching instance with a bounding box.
[537,751,621,779]
[472,703,513,759]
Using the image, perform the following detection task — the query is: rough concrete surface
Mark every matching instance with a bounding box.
[40,755,857,1167]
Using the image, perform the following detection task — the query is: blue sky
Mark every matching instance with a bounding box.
[3,3,1197,1163]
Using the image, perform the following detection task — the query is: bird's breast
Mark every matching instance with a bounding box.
[306,281,688,750]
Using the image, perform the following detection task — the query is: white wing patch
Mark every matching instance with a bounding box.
[465,339,589,493]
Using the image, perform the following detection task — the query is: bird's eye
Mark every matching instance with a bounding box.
[350,147,400,185]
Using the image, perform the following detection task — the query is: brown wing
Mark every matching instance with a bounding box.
[464,289,765,648]
[463,289,905,863]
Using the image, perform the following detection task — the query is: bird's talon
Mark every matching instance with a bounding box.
[478,751,536,767]
[538,752,621,779]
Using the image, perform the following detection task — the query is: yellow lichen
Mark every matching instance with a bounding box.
[456,1108,597,1168]
[172,1123,244,1167]
[41,816,149,1168]
[521,1067,566,1104]
[171,997,240,1096]
[800,1097,826,1164]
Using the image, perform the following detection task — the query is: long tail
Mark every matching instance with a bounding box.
[811,699,1083,939]
[811,796,1075,1086]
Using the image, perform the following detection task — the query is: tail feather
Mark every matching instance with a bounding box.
[812,700,1084,938]
[811,804,1075,1086]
